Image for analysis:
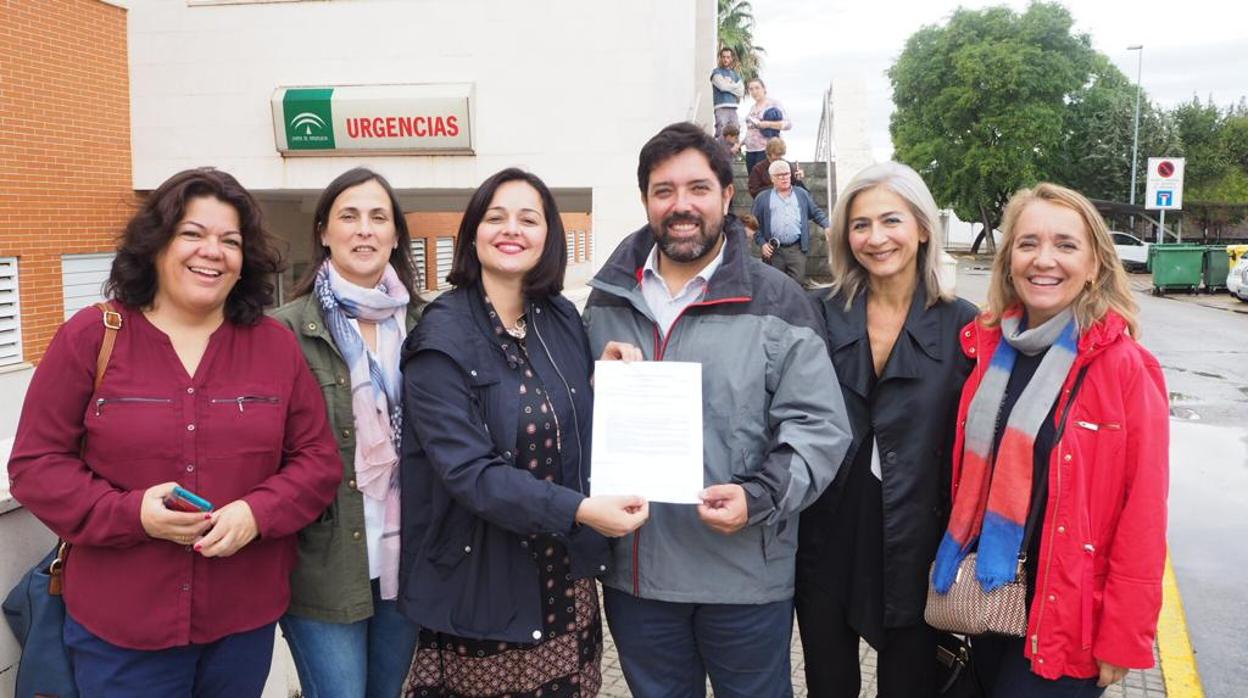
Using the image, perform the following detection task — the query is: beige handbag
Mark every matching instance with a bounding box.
[925,365,1091,639]
[924,553,1027,637]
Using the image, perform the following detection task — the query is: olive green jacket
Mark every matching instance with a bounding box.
[270,293,424,623]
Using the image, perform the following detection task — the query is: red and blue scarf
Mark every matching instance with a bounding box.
[933,307,1079,593]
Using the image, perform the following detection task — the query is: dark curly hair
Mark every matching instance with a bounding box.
[106,168,283,325]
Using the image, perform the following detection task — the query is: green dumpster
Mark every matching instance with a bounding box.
[1203,245,1230,293]
[1148,244,1204,295]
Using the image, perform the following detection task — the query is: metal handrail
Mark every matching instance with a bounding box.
[813,84,835,212]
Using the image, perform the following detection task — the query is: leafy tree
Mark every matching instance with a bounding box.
[1053,53,1181,204]
[1172,96,1229,188]
[889,3,1097,252]
[1219,113,1248,174]
[718,0,764,83]
[1171,97,1248,236]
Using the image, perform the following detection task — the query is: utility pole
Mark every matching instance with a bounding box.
[1128,45,1144,232]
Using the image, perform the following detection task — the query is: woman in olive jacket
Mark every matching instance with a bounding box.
[796,162,977,698]
[271,168,424,698]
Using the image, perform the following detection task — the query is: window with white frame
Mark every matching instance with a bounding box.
[0,257,23,367]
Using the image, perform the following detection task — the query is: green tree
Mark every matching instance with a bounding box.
[1218,113,1248,174]
[1171,97,1248,236]
[889,2,1097,252]
[1172,96,1229,188]
[718,0,764,83]
[1053,53,1181,204]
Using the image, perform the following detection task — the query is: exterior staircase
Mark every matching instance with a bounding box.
[730,159,836,285]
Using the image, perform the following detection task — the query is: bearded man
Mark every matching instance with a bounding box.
[582,121,851,698]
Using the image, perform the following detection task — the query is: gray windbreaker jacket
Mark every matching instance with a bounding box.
[583,225,852,604]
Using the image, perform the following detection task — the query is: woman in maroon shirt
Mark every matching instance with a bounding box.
[8,168,341,696]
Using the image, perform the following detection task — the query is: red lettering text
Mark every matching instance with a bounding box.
[344,113,463,140]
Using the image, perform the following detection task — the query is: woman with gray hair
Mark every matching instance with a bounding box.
[795,161,978,697]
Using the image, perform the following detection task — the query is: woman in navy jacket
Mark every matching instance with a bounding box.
[398,168,648,697]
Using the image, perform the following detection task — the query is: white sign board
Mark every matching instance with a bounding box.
[1144,157,1185,211]
[272,83,474,156]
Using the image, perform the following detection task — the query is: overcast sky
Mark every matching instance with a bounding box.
[745,0,1248,161]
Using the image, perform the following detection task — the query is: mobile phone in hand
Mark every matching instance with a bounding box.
[163,486,214,513]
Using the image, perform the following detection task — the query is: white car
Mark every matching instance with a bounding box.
[1228,257,1248,302]
[1111,231,1151,272]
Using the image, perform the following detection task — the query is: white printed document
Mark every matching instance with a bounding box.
[590,360,703,504]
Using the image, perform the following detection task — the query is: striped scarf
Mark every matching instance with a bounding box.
[314,261,409,599]
[933,306,1079,593]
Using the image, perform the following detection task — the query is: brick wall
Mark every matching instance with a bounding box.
[0,0,134,363]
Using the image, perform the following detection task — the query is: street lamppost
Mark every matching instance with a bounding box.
[1128,45,1144,222]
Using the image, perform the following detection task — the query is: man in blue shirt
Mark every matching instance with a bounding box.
[710,48,744,138]
[751,160,831,284]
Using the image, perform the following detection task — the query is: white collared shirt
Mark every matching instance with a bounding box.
[640,240,726,338]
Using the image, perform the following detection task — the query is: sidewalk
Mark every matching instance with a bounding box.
[596,618,1168,697]
[581,259,1174,697]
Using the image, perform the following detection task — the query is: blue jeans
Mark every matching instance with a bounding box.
[602,586,794,698]
[279,579,419,698]
[64,613,274,697]
[972,635,1106,697]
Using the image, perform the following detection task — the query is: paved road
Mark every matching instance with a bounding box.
[957,258,1248,697]
[1128,282,1248,698]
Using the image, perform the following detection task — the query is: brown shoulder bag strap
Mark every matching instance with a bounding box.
[50,302,123,595]
[94,301,123,391]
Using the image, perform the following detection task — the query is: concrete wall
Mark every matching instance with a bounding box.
[128,0,717,268]
[830,76,876,196]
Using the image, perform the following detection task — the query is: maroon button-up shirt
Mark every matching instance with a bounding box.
[9,304,341,650]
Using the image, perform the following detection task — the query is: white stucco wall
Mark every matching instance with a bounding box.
[830,75,876,194]
[128,0,716,267]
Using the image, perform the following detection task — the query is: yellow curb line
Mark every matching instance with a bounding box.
[1158,552,1204,696]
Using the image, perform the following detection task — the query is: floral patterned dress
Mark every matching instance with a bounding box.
[406,297,603,698]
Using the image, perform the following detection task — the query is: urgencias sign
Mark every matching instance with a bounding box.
[272,84,474,156]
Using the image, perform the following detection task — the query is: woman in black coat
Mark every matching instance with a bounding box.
[397,168,648,697]
[795,162,978,698]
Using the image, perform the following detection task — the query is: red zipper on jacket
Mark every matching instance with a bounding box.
[630,293,752,597]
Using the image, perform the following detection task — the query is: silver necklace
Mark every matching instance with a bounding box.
[504,315,528,340]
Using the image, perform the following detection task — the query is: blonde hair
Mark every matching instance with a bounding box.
[824,161,952,309]
[986,182,1139,337]
[765,137,786,159]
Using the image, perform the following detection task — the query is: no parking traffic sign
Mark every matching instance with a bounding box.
[1145,157,1185,210]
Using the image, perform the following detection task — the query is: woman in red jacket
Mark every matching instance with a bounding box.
[931,182,1169,696]
[8,168,341,696]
